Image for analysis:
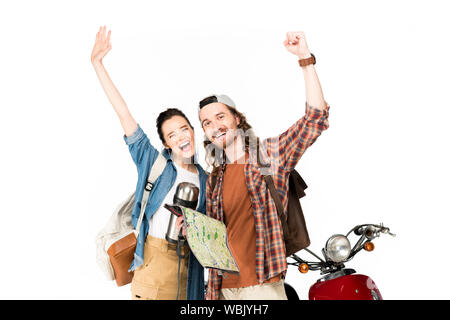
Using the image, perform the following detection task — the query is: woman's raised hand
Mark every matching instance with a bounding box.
[91,26,112,64]
[90,26,138,137]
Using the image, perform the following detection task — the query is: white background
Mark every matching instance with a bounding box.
[0,0,449,299]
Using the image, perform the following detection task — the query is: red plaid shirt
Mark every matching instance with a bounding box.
[205,103,330,300]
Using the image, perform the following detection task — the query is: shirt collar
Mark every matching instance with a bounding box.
[161,148,207,180]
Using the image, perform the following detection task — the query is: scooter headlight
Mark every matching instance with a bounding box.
[325,234,351,263]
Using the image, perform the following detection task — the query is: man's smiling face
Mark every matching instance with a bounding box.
[199,102,240,149]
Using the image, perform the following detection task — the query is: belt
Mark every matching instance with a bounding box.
[145,234,187,254]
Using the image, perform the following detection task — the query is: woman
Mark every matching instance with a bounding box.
[91,26,207,300]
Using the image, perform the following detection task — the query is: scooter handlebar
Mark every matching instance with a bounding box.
[288,223,395,274]
[352,224,395,238]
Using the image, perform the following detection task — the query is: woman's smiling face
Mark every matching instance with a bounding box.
[161,115,196,160]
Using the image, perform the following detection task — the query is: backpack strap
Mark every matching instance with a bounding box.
[263,175,287,223]
[135,153,167,238]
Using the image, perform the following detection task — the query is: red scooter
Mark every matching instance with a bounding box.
[285,223,395,300]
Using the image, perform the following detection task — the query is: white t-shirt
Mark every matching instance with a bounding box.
[148,162,200,239]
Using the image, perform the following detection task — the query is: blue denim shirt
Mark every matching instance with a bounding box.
[123,124,208,300]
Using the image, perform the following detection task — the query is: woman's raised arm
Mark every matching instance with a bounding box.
[91,26,138,137]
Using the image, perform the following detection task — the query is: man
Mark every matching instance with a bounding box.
[198,31,330,300]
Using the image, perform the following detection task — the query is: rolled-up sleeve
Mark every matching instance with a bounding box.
[123,124,159,168]
[264,102,330,172]
[123,124,145,145]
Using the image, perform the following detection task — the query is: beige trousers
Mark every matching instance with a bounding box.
[219,280,288,300]
[131,235,188,300]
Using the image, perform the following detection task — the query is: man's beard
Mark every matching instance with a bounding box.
[215,129,240,150]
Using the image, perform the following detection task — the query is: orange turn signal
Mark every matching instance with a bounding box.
[364,241,375,252]
[299,263,309,274]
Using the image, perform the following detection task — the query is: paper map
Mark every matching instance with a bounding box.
[181,207,239,273]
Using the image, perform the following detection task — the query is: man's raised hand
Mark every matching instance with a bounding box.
[283,31,311,59]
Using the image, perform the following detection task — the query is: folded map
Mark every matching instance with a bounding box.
[181,206,239,274]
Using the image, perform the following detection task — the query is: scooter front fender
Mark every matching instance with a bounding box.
[309,273,383,300]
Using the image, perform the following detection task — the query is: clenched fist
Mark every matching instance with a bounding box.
[283,31,311,59]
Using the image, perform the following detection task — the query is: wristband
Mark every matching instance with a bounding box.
[298,53,316,67]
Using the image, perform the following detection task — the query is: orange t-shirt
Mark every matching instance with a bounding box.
[221,161,281,288]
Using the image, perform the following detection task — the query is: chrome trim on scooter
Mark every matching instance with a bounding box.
[371,289,381,300]
[317,268,356,282]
